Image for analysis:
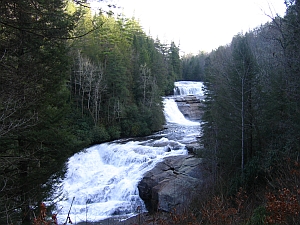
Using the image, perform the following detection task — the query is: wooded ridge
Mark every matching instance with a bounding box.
[0,1,181,224]
[1,0,300,224]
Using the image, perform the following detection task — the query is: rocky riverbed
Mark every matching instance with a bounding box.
[54,82,207,224]
[138,154,209,213]
[175,95,204,120]
[136,94,207,215]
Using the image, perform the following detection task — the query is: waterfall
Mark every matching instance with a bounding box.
[174,81,204,96]
[52,81,203,223]
[54,139,186,223]
[163,98,199,126]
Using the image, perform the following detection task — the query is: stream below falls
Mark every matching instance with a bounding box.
[52,81,204,223]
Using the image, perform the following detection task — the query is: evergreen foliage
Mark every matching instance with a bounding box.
[0,1,181,224]
[4,0,300,223]
[68,10,179,139]
[181,52,207,81]
[0,0,85,224]
[199,1,300,223]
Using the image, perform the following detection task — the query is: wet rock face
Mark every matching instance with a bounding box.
[138,155,204,213]
[175,96,204,120]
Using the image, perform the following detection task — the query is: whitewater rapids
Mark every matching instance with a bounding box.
[52,81,203,223]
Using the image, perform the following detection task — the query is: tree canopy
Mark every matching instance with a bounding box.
[199,1,300,223]
[0,1,181,224]
[3,0,300,223]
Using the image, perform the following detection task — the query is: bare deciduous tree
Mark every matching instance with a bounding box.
[72,51,106,125]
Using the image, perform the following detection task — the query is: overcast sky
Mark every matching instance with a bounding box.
[92,0,287,54]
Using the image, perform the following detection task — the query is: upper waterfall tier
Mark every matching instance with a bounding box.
[174,81,204,96]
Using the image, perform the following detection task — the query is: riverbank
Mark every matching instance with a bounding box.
[76,211,199,225]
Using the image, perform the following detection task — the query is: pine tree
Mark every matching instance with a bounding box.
[0,0,83,223]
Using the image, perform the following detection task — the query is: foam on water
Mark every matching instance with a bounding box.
[54,139,187,223]
[52,81,203,223]
[163,98,199,126]
[174,81,204,96]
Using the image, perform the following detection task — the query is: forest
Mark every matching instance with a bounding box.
[0,0,181,224]
[1,0,300,224]
[196,0,300,224]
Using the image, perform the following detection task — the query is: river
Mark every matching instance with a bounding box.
[52,81,204,224]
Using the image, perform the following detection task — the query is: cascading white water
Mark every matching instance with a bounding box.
[54,139,186,223]
[163,98,199,126]
[52,81,203,223]
[174,81,204,96]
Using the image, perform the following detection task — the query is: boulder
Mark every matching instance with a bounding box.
[138,155,204,213]
[186,142,202,154]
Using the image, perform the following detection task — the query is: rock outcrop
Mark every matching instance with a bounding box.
[175,95,204,120]
[138,155,206,213]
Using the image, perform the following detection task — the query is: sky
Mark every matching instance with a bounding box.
[92,0,287,55]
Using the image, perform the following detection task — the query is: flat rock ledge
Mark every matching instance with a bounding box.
[138,154,205,213]
[175,95,204,120]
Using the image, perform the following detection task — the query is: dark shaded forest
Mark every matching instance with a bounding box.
[196,0,300,224]
[0,1,181,224]
[1,0,300,224]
